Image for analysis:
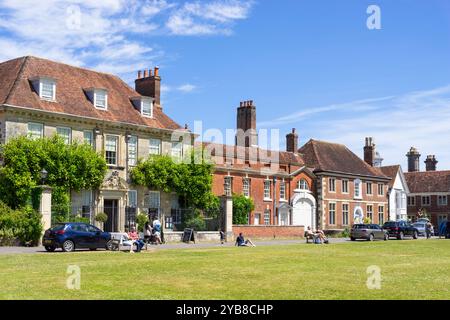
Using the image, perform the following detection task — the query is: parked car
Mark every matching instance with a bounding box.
[382,221,419,240]
[42,223,112,252]
[412,222,427,236]
[350,224,389,241]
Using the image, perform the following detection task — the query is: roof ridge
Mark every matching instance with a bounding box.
[4,56,29,105]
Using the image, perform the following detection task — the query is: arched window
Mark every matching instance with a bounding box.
[297,179,309,190]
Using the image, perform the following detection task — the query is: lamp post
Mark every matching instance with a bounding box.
[272,177,277,225]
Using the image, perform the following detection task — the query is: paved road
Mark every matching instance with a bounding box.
[0,236,437,255]
[0,238,351,255]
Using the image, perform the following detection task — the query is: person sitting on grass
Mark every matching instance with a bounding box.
[128,227,145,253]
[235,233,256,247]
[315,229,327,244]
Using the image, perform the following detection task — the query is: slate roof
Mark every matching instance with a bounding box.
[0,56,182,130]
[404,171,450,193]
[298,139,389,179]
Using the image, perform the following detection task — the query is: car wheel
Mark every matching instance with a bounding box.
[106,240,115,251]
[368,234,374,241]
[413,231,418,239]
[398,232,404,240]
[62,240,75,252]
[45,246,56,252]
[350,237,356,241]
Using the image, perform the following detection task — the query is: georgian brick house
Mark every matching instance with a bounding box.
[0,56,192,232]
[404,149,450,228]
[298,138,391,230]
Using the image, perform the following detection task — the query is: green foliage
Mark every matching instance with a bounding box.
[136,213,149,232]
[0,135,107,210]
[53,214,90,224]
[130,149,219,211]
[95,212,108,223]
[182,209,207,231]
[340,228,351,238]
[0,201,43,246]
[363,217,372,224]
[232,194,255,225]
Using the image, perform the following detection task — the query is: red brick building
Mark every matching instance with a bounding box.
[298,138,391,230]
[404,149,450,228]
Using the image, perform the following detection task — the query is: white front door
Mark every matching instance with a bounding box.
[279,209,289,226]
[292,199,312,228]
[254,214,260,225]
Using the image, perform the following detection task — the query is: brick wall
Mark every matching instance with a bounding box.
[233,225,305,238]
[407,195,450,226]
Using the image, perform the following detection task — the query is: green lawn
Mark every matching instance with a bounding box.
[0,240,449,300]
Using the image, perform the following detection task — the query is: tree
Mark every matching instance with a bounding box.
[130,149,219,213]
[232,194,255,225]
[0,136,107,211]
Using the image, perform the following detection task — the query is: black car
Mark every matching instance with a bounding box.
[382,221,419,240]
[42,223,112,252]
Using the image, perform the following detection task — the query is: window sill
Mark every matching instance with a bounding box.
[279,199,288,203]
[107,165,125,170]
[263,198,273,202]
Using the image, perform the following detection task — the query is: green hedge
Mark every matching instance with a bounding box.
[0,201,43,246]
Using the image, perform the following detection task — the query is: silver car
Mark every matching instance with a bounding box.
[412,222,427,236]
[350,224,389,241]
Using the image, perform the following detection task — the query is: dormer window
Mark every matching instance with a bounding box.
[30,77,56,101]
[131,96,153,118]
[85,88,108,110]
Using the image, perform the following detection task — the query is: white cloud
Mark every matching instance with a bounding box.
[0,0,254,79]
[177,84,197,92]
[262,85,450,169]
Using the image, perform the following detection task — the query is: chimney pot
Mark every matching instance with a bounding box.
[154,66,159,77]
[149,69,152,77]
[143,70,148,78]
[137,70,142,79]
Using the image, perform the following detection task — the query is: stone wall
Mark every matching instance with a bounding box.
[232,225,305,238]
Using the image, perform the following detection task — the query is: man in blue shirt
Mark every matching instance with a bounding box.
[235,233,256,247]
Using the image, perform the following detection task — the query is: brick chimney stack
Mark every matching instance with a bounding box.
[406,147,421,172]
[135,66,161,108]
[364,137,376,166]
[425,155,438,171]
[236,100,258,148]
[286,128,298,153]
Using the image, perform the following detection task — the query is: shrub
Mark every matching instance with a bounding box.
[0,201,43,246]
[341,228,351,238]
[182,209,206,231]
[95,212,108,223]
[232,194,255,225]
[136,213,149,232]
[53,214,90,224]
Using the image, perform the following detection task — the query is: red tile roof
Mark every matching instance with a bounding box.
[404,171,450,193]
[298,139,389,179]
[0,56,182,130]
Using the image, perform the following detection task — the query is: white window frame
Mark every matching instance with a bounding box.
[408,196,416,206]
[329,202,336,225]
[264,210,271,225]
[94,90,108,109]
[342,203,349,226]
[141,98,153,118]
[171,142,183,161]
[149,138,161,155]
[438,195,448,206]
[422,196,431,206]
[28,122,44,140]
[56,127,72,144]
[243,178,250,198]
[378,206,385,224]
[128,190,138,208]
[354,179,362,199]
[105,135,119,166]
[40,79,56,101]
[264,180,272,201]
[366,182,373,195]
[128,135,138,166]
[378,183,384,196]
[342,180,349,194]
[329,178,336,193]
[367,205,373,221]
[145,191,161,209]
[297,179,309,190]
[280,181,286,201]
[83,130,93,146]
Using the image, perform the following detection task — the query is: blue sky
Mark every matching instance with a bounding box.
[1,0,450,170]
